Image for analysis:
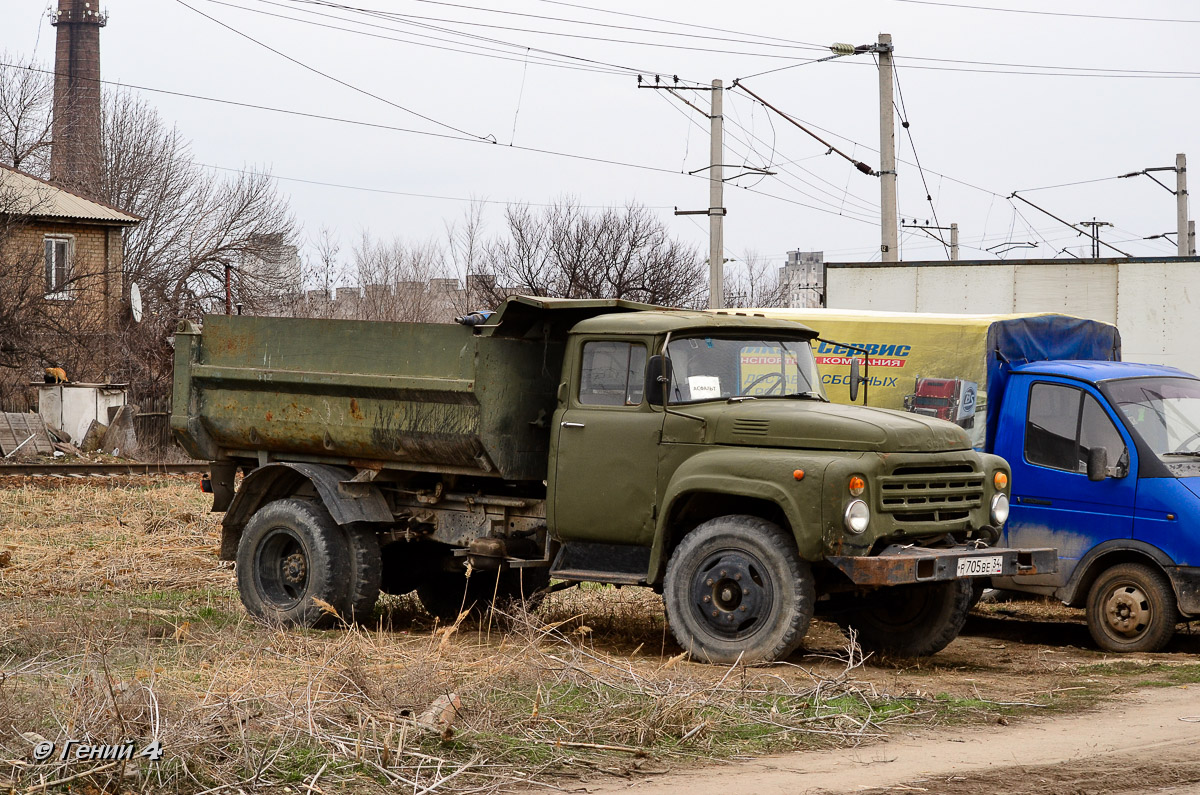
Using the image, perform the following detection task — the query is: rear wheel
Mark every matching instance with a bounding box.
[836,580,973,657]
[341,523,382,624]
[1086,563,1178,653]
[236,499,350,628]
[663,515,814,664]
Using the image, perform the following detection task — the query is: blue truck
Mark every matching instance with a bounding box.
[753,309,1200,652]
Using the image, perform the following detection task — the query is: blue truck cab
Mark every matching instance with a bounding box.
[993,359,1200,652]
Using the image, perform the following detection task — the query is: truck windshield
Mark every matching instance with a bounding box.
[1107,377,1200,456]
[665,336,824,404]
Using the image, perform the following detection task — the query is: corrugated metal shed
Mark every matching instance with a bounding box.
[0,164,138,225]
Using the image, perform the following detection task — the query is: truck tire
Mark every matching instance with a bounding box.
[663,515,814,664]
[1086,563,1178,653]
[418,565,550,623]
[836,580,973,657]
[236,498,351,628]
[342,523,382,624]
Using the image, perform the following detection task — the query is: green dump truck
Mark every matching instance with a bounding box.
[172,296,1054,663]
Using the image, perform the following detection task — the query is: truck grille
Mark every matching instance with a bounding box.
[877,464,984,523]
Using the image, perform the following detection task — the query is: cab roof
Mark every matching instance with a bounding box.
[571,308,817,336]
[1012,359,1195,382]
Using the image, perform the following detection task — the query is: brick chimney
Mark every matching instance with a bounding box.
[49,0,107,199]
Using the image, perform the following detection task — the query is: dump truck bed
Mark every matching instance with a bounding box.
[171,314,562,481]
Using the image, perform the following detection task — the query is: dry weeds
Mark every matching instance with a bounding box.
[0,476,1100,794]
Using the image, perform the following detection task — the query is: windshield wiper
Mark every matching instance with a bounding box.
[785,391,829,402]
[727,395,758,403]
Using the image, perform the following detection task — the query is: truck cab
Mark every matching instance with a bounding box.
[994,361,1200,651]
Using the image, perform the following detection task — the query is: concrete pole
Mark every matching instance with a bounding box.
[950,223,959,261]
[709,79,725,309]
[1177,153,1189,257]
[878,33,898,262]
[1190,220,1196,256]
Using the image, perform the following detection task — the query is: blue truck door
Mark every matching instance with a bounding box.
[1001,379,1136,587]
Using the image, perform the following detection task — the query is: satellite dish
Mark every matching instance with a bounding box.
[130,282,143,323]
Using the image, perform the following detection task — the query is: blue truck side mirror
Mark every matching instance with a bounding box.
[1086,447,1109,482]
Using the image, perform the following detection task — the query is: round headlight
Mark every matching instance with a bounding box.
[990,492,1010,526]
[844,499,870,534]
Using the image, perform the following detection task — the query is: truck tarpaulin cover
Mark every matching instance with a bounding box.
[734,309,1120,450]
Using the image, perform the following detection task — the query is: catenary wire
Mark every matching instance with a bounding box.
[885,0,1200,24]
[202,0,635,75]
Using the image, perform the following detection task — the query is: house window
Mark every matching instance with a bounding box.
[44,235,73,296]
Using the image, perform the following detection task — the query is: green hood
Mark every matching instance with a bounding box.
[703,399,972,453]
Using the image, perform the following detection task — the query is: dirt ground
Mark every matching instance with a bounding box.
[2,475,1199,794]
[559,684,1200,795]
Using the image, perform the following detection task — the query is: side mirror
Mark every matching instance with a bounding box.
[646,355,672,406]
[848,357,868,404]
[1087,446,1109,481]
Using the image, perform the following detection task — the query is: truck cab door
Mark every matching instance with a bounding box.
[550,338,661,546]
[1001,379,1136,588]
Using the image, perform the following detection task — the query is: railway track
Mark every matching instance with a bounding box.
[0,462,209,478]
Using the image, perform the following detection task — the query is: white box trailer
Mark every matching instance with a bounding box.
[823,256,1200,376]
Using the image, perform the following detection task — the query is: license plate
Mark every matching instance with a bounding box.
[956,555,1004,577]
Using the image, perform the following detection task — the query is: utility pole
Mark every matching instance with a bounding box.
[646,76,739,309]
[950,223,959,261]
[709,79,725,308]
[1078,218,1113,259]
[877,33,898,262]
[1177,153,1190,257]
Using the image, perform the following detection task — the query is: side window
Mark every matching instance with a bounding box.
[1026,383,1127,473]
[579,341,647,407]
[44,235,73,295]
[1026,383,1082,471]
[1080,394,1127,469]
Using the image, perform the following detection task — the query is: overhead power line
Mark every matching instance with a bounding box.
[201,0,633,75]
[197,162,674,209]
[886,0,1200,24]
[279,0,822,60]
[175,0,493,140]
[0,62,688,178]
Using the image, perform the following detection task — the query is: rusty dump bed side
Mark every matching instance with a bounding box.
[171,315,562,481]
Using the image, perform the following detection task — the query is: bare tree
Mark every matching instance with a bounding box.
[476,198,706,308]
[0,56,54,176]
[724,248,786,308]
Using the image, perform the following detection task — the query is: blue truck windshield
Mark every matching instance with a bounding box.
[1107,377,1200,457]
[666,336,824,404]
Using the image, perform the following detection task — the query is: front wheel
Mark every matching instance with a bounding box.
[663,515,814,664]
[1086,563,1178,653]
[835,580,973,657]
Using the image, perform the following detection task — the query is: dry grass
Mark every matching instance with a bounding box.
[0,476,1087,794]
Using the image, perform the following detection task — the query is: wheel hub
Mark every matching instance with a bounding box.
[692,552,770,638]
[1104,585,1150,637]
[282,552,308,585]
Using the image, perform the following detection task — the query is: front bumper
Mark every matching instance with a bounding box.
[826,544,1058,587]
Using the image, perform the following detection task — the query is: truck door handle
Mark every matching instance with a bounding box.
[561,422,585,428]
[1019,497,1052,506]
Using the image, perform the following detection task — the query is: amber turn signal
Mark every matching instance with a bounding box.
[848,475,866,495]
[994,471,1008,490]
[793,469,805,481]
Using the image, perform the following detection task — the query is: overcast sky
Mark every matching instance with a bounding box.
[3,0,1197,279]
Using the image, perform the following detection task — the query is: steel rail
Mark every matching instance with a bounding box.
[0,462,209,478]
